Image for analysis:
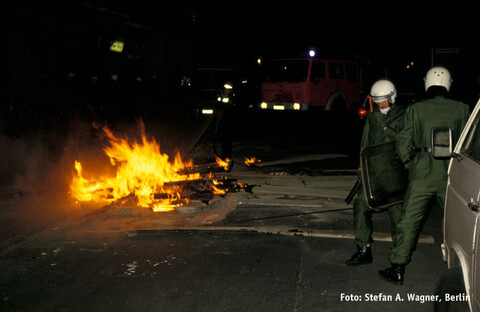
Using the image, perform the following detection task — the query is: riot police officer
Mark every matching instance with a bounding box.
[379,67,470,285]
[345,79,406,266]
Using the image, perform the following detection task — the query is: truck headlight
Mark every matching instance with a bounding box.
[202,109,214,115]
[260,102,268,109]
[293,103,301,110]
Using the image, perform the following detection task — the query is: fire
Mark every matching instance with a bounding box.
[244,157,261,166]
[215,156,231,171]
[211,179,226,195]
[70,127,200,212]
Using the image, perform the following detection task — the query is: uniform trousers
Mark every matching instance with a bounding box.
[353,186,403,247]
[389,179,446,264]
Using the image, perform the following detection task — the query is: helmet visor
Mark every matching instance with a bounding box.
[370,91,394,104]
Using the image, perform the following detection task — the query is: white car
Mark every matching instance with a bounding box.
[436,98,480,311]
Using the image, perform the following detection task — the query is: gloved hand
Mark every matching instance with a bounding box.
[393,154,404,169]
[372,112,386,129]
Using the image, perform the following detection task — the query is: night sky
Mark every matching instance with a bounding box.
[2,0,480,136]
[6,1,480,63]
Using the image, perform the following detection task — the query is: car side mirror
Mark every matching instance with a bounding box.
[431,127,453,158]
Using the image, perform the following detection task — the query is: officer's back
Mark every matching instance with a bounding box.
[413,95,466,175]
[396,77,470,183]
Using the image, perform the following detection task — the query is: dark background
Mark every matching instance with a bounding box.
[2,0,480,139]
[0,6,475,310]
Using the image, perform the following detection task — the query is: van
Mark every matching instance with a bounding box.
[435,99,480,311]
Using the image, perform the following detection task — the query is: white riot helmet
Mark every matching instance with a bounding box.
[424,66,452,92]
[370,79,397,104]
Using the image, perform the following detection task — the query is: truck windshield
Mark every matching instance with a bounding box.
[193,69,233,90]
[263,60,309,83]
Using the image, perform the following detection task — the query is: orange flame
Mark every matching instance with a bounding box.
[244,157,261,166]
[211,179,226,195]
[215,156,231,171]
[70,127,200,212]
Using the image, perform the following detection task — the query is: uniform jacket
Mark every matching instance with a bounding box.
[360,104,406,150]
[396,95,470,182]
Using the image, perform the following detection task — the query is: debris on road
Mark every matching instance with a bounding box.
[124,261,138,275]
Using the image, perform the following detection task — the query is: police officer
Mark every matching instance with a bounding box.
[379,67,470,285]
[345,79,406,265]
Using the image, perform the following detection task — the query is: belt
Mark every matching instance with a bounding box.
[414,147,432,153]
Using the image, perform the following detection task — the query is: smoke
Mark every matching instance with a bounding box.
[0,113,214,238]
[0,121,107,231]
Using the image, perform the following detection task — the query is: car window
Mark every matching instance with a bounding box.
[462,114,480,162]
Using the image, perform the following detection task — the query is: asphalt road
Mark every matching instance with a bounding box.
[0,222,445,312]
[0,108,448,312]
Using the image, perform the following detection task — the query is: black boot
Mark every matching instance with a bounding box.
[345,245,372,266]
[378,264,405,285]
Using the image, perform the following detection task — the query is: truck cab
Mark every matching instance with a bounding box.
[259,58,361,111]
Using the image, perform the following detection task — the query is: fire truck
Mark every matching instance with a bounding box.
[259,58,361,111]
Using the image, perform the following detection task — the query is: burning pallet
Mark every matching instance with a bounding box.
[70,125,252,212]
[156,177,253,204]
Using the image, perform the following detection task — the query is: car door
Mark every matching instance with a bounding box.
[465,113,480,311]
[445,107,480,309]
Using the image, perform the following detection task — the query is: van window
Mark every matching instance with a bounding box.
[329,63,344,79]
[310,61,326,82]
[463,117,480,162]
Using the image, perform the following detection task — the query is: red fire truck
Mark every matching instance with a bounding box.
[259,58,361,111]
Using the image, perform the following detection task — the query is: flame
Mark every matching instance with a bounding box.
[211,179,226,195]
[70,127,200,212]
[215,156,231,171]
[244,157,261,166]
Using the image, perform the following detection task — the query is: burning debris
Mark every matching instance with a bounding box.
[70,126,251,212]
[244,157,261,167]
[158,177,253,204]
[215,156,232,171]
[176,156,232,175]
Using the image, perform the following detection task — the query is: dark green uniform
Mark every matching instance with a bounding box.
[389,95,470,264]
[353,104,406,247]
